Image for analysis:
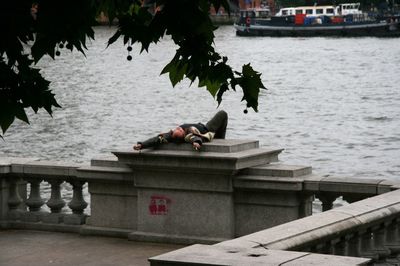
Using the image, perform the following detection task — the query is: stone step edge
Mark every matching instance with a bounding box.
[156,139,260,153]
[113,148,282,172]
[113,147,284,160]
[242,163,312,177]
[234,175,304,191]
[128,231,227,245]
[76,166,133,182]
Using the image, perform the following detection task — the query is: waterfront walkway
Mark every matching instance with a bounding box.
[0,230,183,266]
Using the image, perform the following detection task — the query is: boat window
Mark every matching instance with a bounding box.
[295,9,303,14]
[316,9,323,14]
[258,11,269,18]
[326,8,334,14]
[282,10,288,15]
[306,9,313,14]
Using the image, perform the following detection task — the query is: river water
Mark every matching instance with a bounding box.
[1,26,400,183]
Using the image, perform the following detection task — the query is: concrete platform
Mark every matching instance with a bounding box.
[0,230,184,266]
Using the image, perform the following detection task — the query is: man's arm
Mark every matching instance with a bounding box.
[133,132,173,150]
[184,133,203,150]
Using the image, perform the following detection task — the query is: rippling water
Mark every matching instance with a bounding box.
[2,26,400,182]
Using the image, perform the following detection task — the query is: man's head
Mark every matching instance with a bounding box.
[171,126,185,139]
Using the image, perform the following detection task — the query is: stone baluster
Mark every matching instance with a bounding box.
[328,238,340,255]
[395,217,400,242]
[6,176,24,220]
[342,234,353,256]
[386,219,398,243]
[7,177,23,211]
[308,245,316,253]
[372,224,391,258]
[318,194,337,212]
[25,178,45,212]
[68,181,88,214]
[360,228,380,260]
[352,230,365,257]
[46,180,65,213]
[315,243,327,254]
[361,229,373,252]
[393,218,400,244]
[384,219,400,253]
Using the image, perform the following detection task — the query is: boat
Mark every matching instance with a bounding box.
[234,3,400,37]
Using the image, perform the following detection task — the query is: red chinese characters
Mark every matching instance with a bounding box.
[149,195,171,215]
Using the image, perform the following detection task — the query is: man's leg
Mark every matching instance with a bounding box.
[205,110,228,139]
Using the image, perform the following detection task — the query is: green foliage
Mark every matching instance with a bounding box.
[1,0,266,137]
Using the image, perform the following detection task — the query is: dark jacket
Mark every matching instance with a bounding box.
[138,123,214,149]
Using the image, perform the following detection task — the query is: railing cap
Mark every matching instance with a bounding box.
[149,243,371,265]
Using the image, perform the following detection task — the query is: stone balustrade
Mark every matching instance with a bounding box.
[0,157,89,231]
[1,139,400,265]
[151,189,400,265]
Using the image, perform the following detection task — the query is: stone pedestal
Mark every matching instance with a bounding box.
[77,166,136,231]
[114,139,283,244]
[233,164,314,236]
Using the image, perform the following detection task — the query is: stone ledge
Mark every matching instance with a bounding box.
[90,155,126,167]
[80,225,131,239]
[0,168,10,175]
[302,174,326,192]
[129,231,227,245]
[21,160,84,178]
[303,175,396,195]
[156,139,259,153]
[2,220,82,233]
[319,176,387,195]
[218,210,356,250]
[378,180,400,194]
[217,189,400,251]
[114,148,283,172]
[149,244,371,266]
[234,175,303,191]
[2,157,40,174]
[243,163,312,177]
[77,166,133,182]
[0,163,10,174]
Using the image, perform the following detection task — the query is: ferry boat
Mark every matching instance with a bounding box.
[234,3,400,37]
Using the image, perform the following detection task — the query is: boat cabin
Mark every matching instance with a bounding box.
[239,7,271,19]
[338,3,362,15]
[276,6,335,17]
[275,3,362,17]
